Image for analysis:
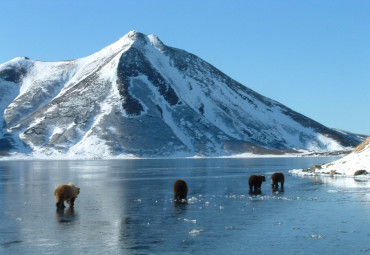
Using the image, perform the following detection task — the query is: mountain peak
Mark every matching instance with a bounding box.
[117,31,165,50]
[125,30,146,41]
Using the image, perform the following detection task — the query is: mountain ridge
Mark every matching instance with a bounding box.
[0,31,363,158]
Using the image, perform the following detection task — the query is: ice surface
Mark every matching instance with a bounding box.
[0,158,369,255]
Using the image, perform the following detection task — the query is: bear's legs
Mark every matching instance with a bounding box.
[272,180,284,190]
[67,197,75,208]
[253,184,261,191]
[250,184,262,194]
[256,180,263,190]
[272,181,278,189]
[56,200,65,208]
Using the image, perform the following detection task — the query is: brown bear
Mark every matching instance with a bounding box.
[354,170,369,176]
[248,175,266,194]
[173,179,188,201]
[54,183,80,208]
[271,172,284,190]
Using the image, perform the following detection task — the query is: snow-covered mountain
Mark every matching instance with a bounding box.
[0,31,363,158]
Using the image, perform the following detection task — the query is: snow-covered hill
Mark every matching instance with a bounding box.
[291,137,370,177]
[0,31,363,158]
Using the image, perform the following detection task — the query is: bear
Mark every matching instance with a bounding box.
[173,179,188,202]
[248,175,266,194]
[54,183,80,208]
[354,170,369,176]
[271,172,285,191]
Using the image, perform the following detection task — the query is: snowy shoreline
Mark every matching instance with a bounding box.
[290,137,370,178]
[290,169,370,179]
[0,151,347,161]
[1,139,368,180]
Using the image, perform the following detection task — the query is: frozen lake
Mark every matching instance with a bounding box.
[1,157,369,254]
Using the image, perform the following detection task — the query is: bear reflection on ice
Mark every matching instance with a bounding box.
[54,183,80,208]
[56,207,76,223]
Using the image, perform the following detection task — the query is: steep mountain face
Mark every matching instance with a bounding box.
[0,31,363,158]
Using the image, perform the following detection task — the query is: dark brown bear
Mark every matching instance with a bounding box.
[271,172,285,190]
[173,179,188,201]
[248,175,266,193]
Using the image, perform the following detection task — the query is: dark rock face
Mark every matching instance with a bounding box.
[0,31,364,157]
[0,138,12,151]
[117,47,179,116]
[0,67,26,83]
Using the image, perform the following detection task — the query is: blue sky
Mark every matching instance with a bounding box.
[1,1,369,135]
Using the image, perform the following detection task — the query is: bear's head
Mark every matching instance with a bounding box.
[67,183,80,197]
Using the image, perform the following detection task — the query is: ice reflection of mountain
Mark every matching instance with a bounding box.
[304,175,370,188]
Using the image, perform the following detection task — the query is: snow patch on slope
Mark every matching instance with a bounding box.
[147,34,165,51]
